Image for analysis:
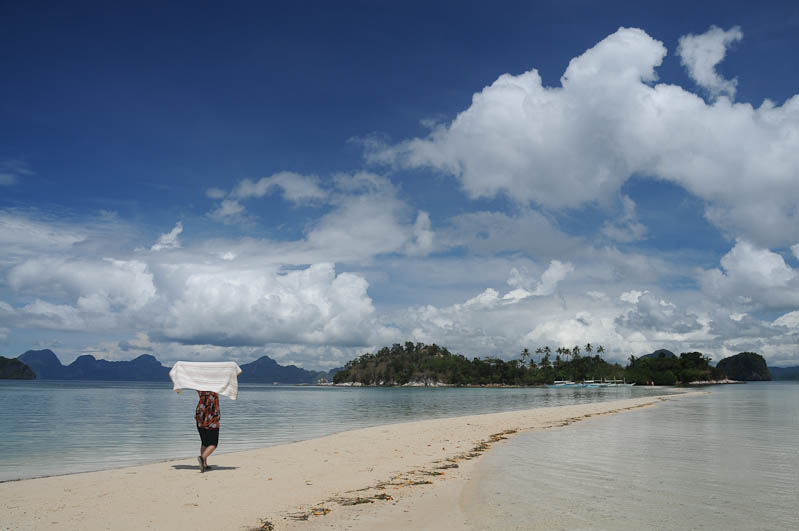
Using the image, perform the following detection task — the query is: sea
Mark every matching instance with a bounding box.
[2,382,797,531]
[464,381,799,531]
[1,381,665,482]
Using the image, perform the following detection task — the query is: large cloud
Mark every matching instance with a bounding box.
[4,257,156,332]
[3,207,799,366]
[8,258,156,313]
[303,172,416,261]
[367,26,799,247]
[204,172,432,263]
[0,209,404,351]
[615,291,704,335]
[156,262,397,347]
[699,240,799,311]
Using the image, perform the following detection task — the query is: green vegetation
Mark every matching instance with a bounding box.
[716,352,771,381]
[625,351,725,385]
[333,342,625,386]
[333,342,753,386]
[0,356,36,379]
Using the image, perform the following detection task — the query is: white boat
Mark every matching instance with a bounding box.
[584,379,608,388]
[604,378,635,387]
[549,380,583,388]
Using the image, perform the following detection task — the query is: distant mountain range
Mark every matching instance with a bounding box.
[7,347,798,383]
[770,366,799,380]
[11,349,340,384]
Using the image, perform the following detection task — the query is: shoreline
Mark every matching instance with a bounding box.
[0,391,704,530]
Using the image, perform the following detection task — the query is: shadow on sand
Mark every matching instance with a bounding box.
[171,464,239,472]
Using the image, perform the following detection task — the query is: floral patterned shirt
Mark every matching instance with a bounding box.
[195,391,220,429]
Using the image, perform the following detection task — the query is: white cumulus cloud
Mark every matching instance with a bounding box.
[156,262,396,347]
[699,240,799,310]
[620,290,646,304]
[774,311,799,328]
[533,260,574,296]
[8,258,157,313]
[677,25,743,99]
[367,26,799,247]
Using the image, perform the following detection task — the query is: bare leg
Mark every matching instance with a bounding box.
[201,445,216,467]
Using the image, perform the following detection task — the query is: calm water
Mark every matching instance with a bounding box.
[0,381,664,481]
[465,382,799,531]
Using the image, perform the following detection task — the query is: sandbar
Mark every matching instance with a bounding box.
[1,391,701,530]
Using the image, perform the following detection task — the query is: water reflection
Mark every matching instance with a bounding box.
[466,382,799,531]
[1,380,666,481]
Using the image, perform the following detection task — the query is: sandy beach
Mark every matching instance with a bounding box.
[1,392,701,530]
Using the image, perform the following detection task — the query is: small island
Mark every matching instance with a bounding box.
[0,356,36,379]
[716,352,771,381]
[333,342,759,386]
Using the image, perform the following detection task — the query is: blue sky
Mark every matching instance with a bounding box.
[2,1,799,368]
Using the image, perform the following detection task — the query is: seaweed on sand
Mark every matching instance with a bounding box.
[251,519,274,531]
[329,493,394,506]
[286,507,331,521]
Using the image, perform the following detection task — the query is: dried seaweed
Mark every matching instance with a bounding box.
[330,493,394,506]
[252,519,274,531]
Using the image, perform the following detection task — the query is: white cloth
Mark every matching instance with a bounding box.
[169,361,243,400]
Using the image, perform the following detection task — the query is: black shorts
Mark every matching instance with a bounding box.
[197,426,220,447]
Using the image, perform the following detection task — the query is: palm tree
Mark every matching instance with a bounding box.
[584,343,593,354]
[521,348,531,366]
[597,345,605,354]
[572,345,581,358]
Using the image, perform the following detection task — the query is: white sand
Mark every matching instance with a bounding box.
[1,392,701,530]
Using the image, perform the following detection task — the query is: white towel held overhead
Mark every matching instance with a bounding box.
[169,361,243,400]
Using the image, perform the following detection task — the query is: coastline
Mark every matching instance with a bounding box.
[0,391,702,530]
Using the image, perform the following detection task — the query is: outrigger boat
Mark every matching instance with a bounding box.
[549,380,582,388]
[549,378,635,388]
[583,379,608,388]
[602,378,636,387]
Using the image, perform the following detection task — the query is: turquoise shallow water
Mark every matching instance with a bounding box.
[0,381,664,481]
[465,382,799,531]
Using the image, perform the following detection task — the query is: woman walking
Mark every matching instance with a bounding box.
[196,390,220,472]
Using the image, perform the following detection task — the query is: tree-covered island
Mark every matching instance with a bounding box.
[332,342,767,386]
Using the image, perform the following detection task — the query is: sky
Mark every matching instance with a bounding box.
[2,1,799,369]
